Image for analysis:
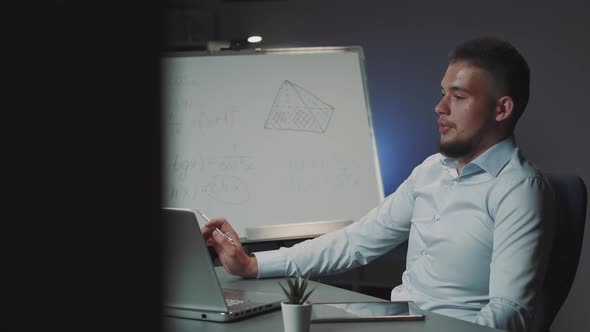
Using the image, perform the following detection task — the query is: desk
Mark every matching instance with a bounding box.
[164,268,503,332]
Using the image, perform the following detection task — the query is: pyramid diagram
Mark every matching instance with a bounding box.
[265,80,335,133]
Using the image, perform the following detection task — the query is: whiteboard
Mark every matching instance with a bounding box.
[162,47,384,238]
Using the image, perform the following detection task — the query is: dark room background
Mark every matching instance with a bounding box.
[4,1,588,331]
[183,0,590,331]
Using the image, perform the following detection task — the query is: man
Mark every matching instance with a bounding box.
[202,37,555,332]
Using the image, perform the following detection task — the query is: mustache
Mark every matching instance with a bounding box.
[438,118,455,127]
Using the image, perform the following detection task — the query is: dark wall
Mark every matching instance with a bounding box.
[209,0,590,330]
[3,2,162,331]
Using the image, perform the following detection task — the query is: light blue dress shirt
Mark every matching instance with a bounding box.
[254,137,555,332]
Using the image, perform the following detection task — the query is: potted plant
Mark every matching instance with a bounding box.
[279,273,315,332]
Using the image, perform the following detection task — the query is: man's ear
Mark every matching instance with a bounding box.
[495,96,514,123]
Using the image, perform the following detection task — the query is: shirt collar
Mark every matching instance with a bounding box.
[440,136,517,177]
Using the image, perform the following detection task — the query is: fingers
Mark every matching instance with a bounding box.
[198,216,251,277]
[201,218,240,244]
[211,227,228,246]
[202,224,255,278]
[203,217,229,229]
[206,228,235,254]
[213,219,240,241]
[201,218,227,238]
[208,230,226,253]
[210,230,253,277]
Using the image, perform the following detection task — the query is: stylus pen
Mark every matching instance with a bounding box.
[195,208,236,246]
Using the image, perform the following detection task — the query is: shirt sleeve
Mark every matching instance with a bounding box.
[474,175,555,332]
[254,164,421,279]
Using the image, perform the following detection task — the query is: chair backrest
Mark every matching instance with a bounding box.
[534,174,587,331]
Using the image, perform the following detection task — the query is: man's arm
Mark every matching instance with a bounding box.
[474,176,555,331]
[203,157,430,280]
[201,188,414,279]
[254,170,419,279]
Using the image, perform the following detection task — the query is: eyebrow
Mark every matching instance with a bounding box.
[441,85,472,95]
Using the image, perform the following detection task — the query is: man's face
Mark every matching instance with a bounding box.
[436,62,498,159]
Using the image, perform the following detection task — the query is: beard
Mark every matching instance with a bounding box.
[438,129,484,159]
[438,139,475,158]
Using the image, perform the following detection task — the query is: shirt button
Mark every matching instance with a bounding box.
[421,249,426,255]
[433,215,441,222]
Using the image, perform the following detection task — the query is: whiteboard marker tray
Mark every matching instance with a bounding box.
[245,219,353,241]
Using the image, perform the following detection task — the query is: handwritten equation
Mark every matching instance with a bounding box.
[167,174,250,205]
[169,153,255,180]
[165,152,256,205]
[165,107,240,136]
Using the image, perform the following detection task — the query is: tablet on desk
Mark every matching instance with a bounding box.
[311,301,425,323]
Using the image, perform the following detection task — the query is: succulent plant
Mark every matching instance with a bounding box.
[279,273,315,304]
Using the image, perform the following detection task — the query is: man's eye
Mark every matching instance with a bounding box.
[454,95,466,100]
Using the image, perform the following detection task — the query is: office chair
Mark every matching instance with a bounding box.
[533,174,588,332]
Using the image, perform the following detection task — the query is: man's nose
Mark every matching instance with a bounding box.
[435,97,449,115]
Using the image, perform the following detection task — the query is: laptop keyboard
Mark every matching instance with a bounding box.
[226,298,249,307]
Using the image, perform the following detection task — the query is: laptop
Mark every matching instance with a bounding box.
[162,207,283,322]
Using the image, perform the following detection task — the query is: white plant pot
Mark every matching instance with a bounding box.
[281,300,312,332]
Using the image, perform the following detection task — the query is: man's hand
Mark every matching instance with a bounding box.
[201,218,259,278]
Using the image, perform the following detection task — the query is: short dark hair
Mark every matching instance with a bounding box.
[448,37,530,127]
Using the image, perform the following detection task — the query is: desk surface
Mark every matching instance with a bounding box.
[164,268,503,332]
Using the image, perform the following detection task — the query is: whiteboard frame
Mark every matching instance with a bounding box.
[161,46,385,238]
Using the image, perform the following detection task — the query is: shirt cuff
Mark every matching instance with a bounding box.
[252,249,287,279]
[474,297,529,332]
